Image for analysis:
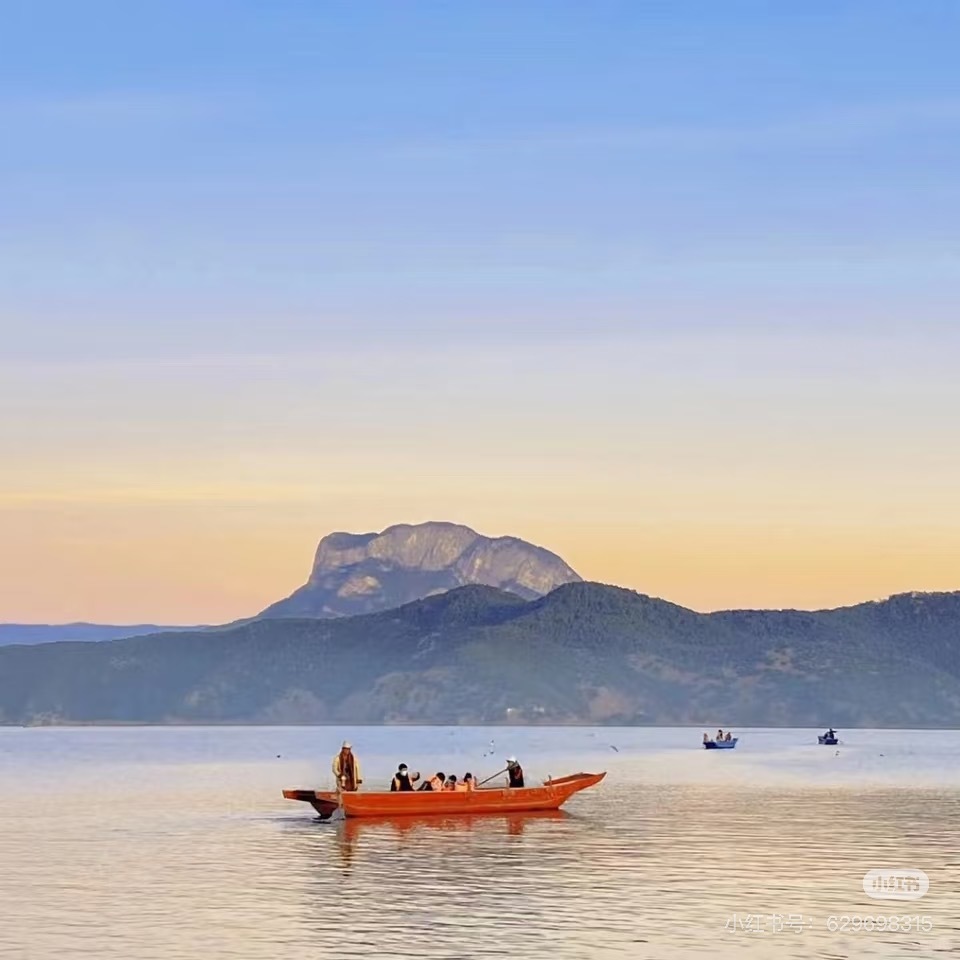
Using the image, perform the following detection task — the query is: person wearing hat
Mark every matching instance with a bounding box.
[332,741,362,792]
[506,756,524,788]
[390,764,419,792]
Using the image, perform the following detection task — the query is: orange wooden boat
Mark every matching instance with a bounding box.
[283,771,605,820]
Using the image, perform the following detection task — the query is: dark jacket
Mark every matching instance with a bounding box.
[391,772,414,792]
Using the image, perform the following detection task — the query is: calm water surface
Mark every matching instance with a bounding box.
[2,726,959,959]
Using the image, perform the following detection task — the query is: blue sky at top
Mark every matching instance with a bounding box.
[2,1,960,361]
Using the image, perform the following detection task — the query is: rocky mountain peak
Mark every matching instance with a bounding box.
[311,523,480,579]
[261,521,582,619]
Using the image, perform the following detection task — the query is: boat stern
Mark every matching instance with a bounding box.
[282,788,339,820]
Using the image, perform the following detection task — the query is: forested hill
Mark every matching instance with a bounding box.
[1,584,958,726]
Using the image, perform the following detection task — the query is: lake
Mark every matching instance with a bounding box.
[2,726,958,959]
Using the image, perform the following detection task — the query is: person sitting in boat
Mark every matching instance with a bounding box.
[703,732,711,744]
[724,731,732,742]
[506,757,525,788]
[332,741,362,792]
[826,728,836,739]
[443,774,458,791]
[390,764,418,792]
[460,772,475,791]
[418,771,446,791]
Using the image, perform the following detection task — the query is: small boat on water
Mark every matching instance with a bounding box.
[818,734,839,745]
[283,771,606,820]
[703,738,738,750]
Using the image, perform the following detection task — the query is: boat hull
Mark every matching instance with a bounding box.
[283,771,605,819]
[818,736,839,745]
[703,738,738,749]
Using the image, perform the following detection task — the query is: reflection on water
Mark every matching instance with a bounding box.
[284,786,960,959]
[1,727,959,959]
[331,810,570,870]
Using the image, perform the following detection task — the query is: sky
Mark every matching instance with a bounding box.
[2,1,959,622]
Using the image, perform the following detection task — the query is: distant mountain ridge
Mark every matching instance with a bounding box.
[2,584,959,727]
[259,521,582,618]
[0,624,199,647]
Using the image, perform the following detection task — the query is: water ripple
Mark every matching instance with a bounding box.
[1,726,958,958]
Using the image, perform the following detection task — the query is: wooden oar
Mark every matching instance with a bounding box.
[477,766,508,787]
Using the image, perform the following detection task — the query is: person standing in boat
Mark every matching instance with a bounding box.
[332,741,362,792]
[506,757,525,788]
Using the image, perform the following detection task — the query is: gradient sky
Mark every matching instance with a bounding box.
[2,1,959,622]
